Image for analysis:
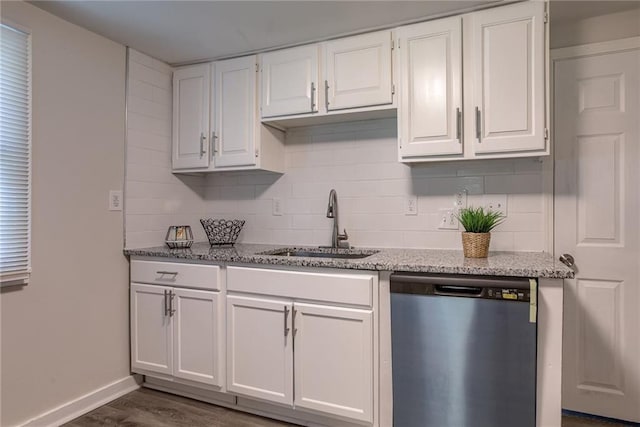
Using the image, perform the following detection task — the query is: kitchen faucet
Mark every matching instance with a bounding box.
[326,189,349,248]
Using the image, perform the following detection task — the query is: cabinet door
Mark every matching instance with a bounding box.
[172,64,210,169]
[470,1,545,154]
[325,31,393,111]
[398,17,462,158]
[213,56,257,168]
[261,45,319,117]
[173,288,221,386]
[131,283,172,375]
[293,303,373,423]
[227,295,293,405]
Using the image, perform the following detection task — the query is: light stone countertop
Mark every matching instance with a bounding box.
[124,242,574,279]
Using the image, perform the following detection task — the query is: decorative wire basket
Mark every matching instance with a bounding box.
[200,218,245,246]
[165,225,194,249]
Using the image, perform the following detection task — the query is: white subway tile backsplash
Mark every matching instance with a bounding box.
[485,173,542,194]
[124,51,548,252]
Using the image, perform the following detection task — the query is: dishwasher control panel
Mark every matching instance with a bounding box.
[487,288,530,302]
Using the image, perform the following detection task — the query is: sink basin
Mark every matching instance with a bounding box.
[262,248,379,260]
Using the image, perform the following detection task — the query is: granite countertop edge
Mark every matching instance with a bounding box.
[124,243,575,279]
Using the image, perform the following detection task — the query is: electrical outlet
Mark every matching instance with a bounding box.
[109,190,122,211]
[454,191,467,209]
[405,196,418,215]
[482,195,508,216]
[438,208,459,230]
[272,198,283,216]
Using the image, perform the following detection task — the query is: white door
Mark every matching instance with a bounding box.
[555,47,640,422]
[226,295,293,405]
[130,283,172,375]
[470,1,546,154]
[172,64,210,169]
[325,31,393,111]
[293,303,373,423]
[261,45,319,117]
[398,17,462,158]
[173,288,221,386]
[213,56,257,168]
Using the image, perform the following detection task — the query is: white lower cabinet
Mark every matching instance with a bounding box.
[131,283,173,375]
[226,266,376,424]
[294,303,373,423]
[131,284,222,387]
[226,295,294,404]
[130,260,223,388]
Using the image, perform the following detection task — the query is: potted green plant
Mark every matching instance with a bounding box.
[456,206,505,258]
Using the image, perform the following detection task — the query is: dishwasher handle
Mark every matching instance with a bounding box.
[434,285,483,297]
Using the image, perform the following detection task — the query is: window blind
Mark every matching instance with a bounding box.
[0,23,31,286]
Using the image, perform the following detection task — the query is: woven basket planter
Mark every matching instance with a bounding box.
[461,232,491,258]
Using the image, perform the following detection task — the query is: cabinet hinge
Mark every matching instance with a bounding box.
[544,128,549,140]
[544,12,548,23]
[255,149,259,158]
[392,84,396,95]
[256,63,259,72]
[391,39,394,50]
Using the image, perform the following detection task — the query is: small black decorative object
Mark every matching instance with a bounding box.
[200,218,245,246]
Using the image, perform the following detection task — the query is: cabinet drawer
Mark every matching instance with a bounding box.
[131,260,221,291]
[227,266,374,307]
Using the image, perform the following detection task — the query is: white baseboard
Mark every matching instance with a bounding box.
[21,375,142,427]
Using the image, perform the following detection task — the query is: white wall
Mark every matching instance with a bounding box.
[551,7,640,49]
[0,3,129,426]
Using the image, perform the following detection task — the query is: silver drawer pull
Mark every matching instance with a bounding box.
[156,271,178,276]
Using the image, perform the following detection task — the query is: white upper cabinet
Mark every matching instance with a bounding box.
[399,1,548,162]
[325,30,394,111]
[260,45,319,118]
[470,1,546,155]
[213,56,258,168]
[398,17,463,158]
[172,64,210,170]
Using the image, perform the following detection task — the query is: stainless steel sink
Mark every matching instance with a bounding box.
[262,248,378,260]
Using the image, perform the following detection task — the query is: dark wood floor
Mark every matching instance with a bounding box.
[63,388,297,427]
[65,387,634,427]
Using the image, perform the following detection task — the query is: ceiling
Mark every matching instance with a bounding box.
[28,0,640,66]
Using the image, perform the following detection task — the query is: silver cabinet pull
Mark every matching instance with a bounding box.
[211,131,218,154]
[475,107,482,142]
[284,306,290,337]
[156,271,178,277]
[169,290,176,317]
[163,289,170,316]
[310,82,316,112]
[324,80,329,111]
[456,108,462,142]
[200,133,206,158]
[292,308,298,337]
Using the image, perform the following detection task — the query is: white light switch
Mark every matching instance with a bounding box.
[405,196,418,215]
[272,198,283,216]
[109,190,122,211]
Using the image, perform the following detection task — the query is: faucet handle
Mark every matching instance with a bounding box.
[338,229,349,241]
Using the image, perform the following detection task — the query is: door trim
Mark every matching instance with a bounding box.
[551,36,640,61]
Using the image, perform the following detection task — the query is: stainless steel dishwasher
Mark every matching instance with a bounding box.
[390,273,537,427]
